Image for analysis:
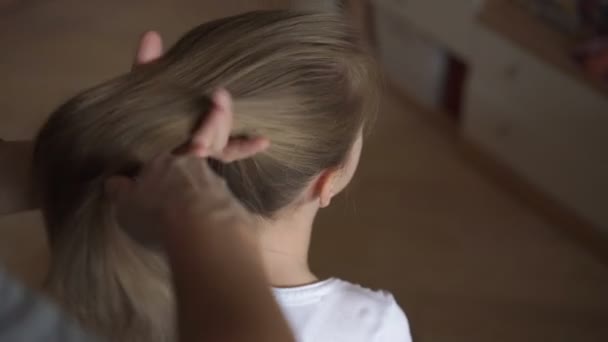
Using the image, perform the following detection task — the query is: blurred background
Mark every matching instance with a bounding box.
[1,0,607,341]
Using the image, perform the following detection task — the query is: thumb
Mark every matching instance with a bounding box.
[133,31,164,68]
[104,176,135,203]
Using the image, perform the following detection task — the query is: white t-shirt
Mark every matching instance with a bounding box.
[273,278,412,342]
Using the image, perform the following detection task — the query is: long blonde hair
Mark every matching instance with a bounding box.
[34,10,378,342]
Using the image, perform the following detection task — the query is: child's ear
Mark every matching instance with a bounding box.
[314,168,339,208]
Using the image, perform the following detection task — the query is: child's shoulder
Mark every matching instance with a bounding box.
[274,278,412,341]
[324,278,413,341]
[331,278,397,305]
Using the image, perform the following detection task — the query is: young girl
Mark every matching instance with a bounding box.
[33,10,412,342]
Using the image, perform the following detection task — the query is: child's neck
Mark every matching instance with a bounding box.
[259,202,319,288]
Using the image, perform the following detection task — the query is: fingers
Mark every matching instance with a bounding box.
[142,153,175,180]
[212,89,234,152]
[190,89,234,158]
[218,137,270,163]
[132,30,164,69]
[105,154,175,204]
[188,89,270,162]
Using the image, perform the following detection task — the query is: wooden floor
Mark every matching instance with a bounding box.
[1,1,607,341]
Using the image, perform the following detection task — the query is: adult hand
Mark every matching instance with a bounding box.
[112,30,293,342]
[104,90,293,342]
[106,90,268,247]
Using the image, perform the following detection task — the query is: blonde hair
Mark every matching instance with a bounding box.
[34,10,378,342]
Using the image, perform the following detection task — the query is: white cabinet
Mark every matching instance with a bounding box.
[372,0,608,230]
[373,0,483,58]
[374,0,449,108]
[464,28,608,230]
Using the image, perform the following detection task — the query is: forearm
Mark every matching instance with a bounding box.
[0,140,36,216]
[166,212,294,342]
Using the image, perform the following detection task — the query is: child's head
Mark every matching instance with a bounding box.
[34,10,378,341]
